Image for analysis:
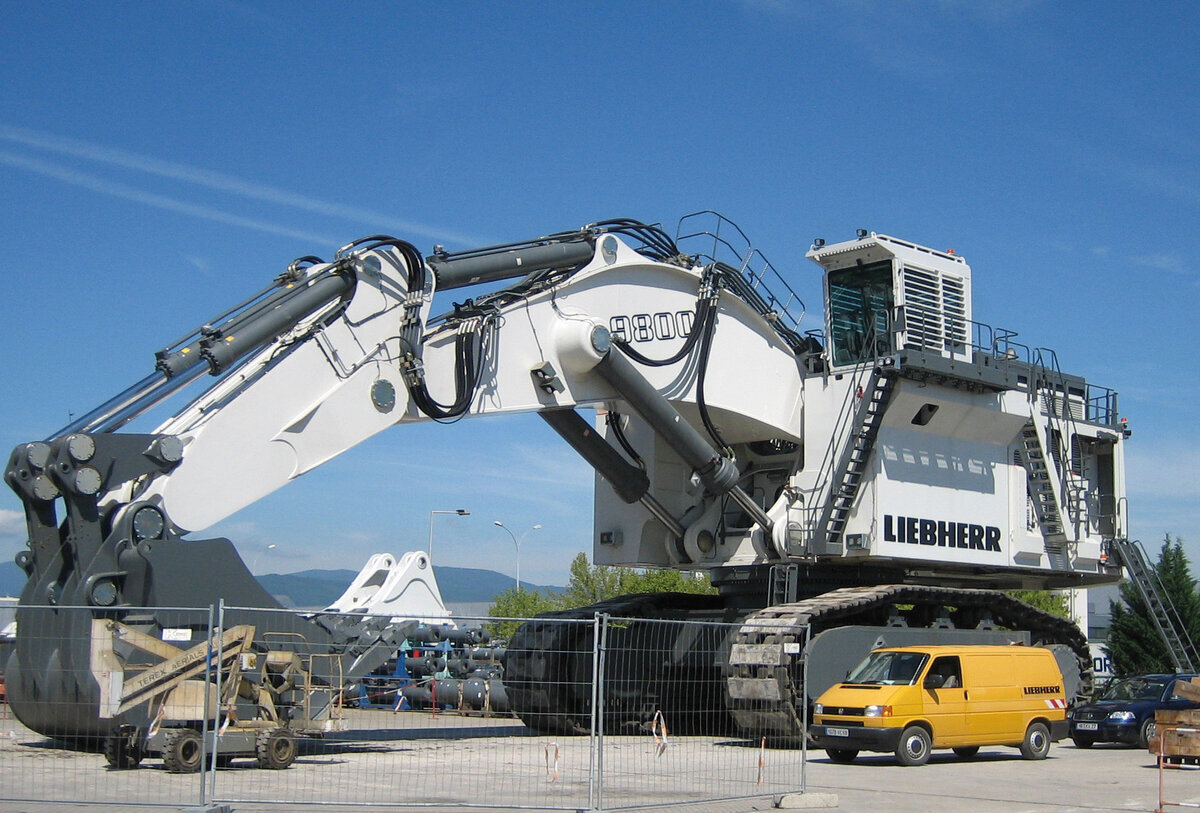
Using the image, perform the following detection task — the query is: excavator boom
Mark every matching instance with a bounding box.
[4,213,1130,741]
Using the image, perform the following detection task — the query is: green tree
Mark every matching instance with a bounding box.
[555,552,717,608]
[489,552,718,637]
[557,552,624,608]
[487,586,559,640]
[1006,590,1070,619]
[1106,534,1200,676]
[618,567,718,596]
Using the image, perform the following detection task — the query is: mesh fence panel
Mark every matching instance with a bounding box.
[1,603,213,807]
[592,615,804,809]
[0,604,806,810]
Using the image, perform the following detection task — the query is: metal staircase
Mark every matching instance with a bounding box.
[1017,419,1069,551]
[1017,352,1090,554]
[812,365,897,552]
[1111,538,1199,673]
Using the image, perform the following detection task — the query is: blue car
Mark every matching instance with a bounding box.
[1069,674,1199,748]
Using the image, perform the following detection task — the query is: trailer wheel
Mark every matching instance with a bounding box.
[1020,721,1051,760]
[161,728,204,773]
[103,728,143,770]
[952,746,979,759]
[826,748,858,764]
[256,728,297,770]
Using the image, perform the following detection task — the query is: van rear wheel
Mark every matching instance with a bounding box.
[895,726,931,766]
[1020,721,1051,760]
[826,748,858,764]
[952,746,979,759]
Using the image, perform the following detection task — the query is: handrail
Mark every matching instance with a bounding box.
[676,211,807,345]
[802,362,874,550]
[899,303,1120,427]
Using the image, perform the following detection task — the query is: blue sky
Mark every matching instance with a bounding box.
[1,1,1197,588]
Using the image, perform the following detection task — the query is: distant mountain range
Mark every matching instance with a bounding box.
[0,560,558,608]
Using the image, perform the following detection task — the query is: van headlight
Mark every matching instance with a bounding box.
[813,703,824,715]
[1107,711,1135,723]
[864,705,893,718]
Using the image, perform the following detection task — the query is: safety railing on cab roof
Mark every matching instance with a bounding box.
[901,304,1120,427]
[675,211,808,350]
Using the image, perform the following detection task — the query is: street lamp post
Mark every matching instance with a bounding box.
[428,508,470,563]
[493,521,542,592]
[251,543,277,574]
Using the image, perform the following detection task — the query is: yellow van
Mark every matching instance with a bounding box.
[808,645,1068,766]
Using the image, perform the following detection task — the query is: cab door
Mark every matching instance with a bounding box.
[922,656,969,745]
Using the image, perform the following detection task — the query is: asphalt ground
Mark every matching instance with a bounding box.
[1,704,1197,813]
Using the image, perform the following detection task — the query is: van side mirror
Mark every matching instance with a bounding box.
[923,674,940,689]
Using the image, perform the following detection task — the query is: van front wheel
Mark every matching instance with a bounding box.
[1020,721,1051,760]
[895,726,931,766]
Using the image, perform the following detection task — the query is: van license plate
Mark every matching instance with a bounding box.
[1076,722,1098,731]
[825,727,850,738]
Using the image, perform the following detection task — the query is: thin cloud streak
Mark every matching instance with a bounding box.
[0,124,482,247]
[0,508,24,536]
[0,150,338,245]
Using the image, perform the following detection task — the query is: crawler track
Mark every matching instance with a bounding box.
[506,585,1090,741]
[726,584,1092,741]
[503,592,733,735]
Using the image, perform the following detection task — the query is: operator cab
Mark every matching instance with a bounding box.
[807,233,971,370]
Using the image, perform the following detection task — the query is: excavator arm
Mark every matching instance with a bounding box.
[4,215,810,738]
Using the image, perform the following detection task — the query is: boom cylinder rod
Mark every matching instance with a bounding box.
[539,408,686,542]
[55,269,355,437]
[155,279,324,378]
[428,238,595,291]
[54,365,209,437]
[198,270,353,373]
[590,338,774,532]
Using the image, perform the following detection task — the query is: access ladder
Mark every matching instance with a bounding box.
[812,365,897,551]
[1111,537,1199,673]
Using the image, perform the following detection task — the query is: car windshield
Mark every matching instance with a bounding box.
[845,651,929,686]
[1099,677,1170,702]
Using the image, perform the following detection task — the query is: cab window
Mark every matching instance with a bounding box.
[923,656,963,689]
[827,260,894,366]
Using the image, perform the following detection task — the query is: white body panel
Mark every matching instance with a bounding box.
[325,551,453,625]
[88,227,1121,591]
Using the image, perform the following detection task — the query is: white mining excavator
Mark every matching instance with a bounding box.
[5,212,1137,746]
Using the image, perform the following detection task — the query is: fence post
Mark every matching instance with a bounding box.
[195,602,215,807]
[588,612,608,812]
[801,622,811,793]
[205,600,226,804]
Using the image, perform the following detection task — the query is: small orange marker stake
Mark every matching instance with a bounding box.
[651,710,668,756]
[757,736,766,785]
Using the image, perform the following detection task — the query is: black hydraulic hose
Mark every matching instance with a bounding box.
[589,218,680,261]
[614,297,712,368]
[605,412,644,469]
[693,299,729,453]
[408,322,491,421]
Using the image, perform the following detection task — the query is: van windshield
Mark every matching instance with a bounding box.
[845,651,929,686]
